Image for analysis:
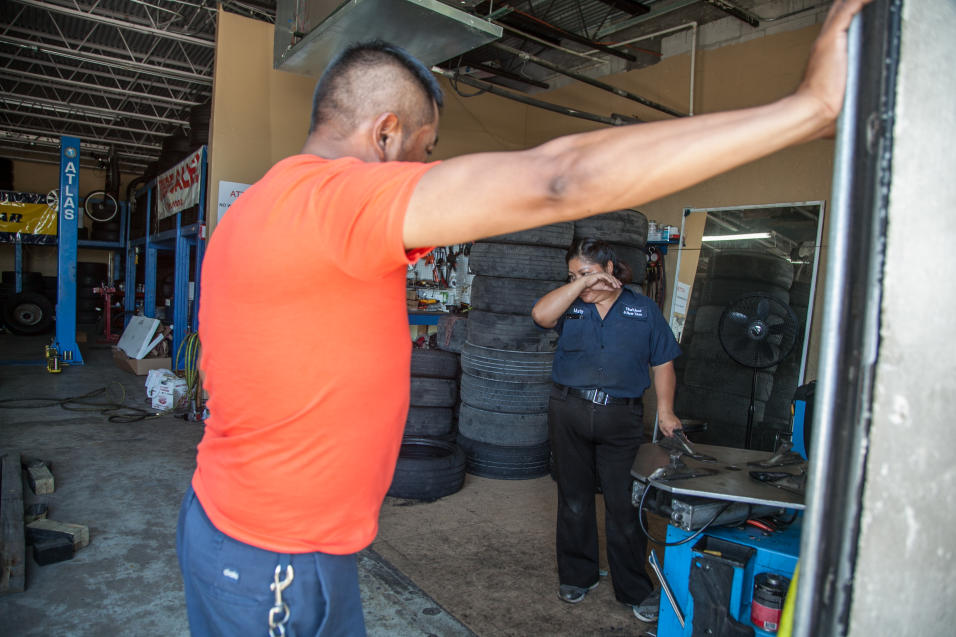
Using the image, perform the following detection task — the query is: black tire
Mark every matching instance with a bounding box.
[458,403,549,445]
[409,377,458,408]
[77,310,99,324]
[410,349,459,379]
[457,434,550,480]
[77,298,100,312]
[682,361,774,402]
[460,371,551,414]
[611,244,648,285]
[78,286,99,299]
[3,292,54,335]
[460,342,554,383]
[675,384,766,430]
[573,209,649,248]
[1,271,43,291]
[436,314,467,353]
[484,222,574,248]
[90,226,120,242]
[710,250,794,289]
[468,243,567,281]
[465,310,558,352]
[77,261,108,279]
[404,407,455,437]
[680,336,779,376]
[386,437,466,501]
[42,275,57,292]
[789,281,813,308]
[696,278,790,307]
[469,276,560,316]
[690,305,724,335]
[83,190,119,222]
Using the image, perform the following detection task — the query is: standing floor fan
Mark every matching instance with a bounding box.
[718,292,799,448]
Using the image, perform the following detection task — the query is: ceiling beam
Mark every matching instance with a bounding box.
[9,0,216,48]
[0,56,211,99]
[0,95,188,126]
[0,35,213,85]
[591,0,651,17]
[0,69,202,108]
[0,127,163,158]
[596,0,699,38]
[492,42,684,117]
[0,108,173,143]
[460,61,551,90]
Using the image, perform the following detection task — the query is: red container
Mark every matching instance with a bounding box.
[751,572,790,633]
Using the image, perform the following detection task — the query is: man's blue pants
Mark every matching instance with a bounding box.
[176,486,367,636]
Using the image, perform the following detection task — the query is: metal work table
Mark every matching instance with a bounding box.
[631,442,805,510]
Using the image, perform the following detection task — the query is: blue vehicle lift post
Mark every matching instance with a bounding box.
[54,136,83,364]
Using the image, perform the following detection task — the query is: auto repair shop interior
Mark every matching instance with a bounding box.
[1,1,953,636]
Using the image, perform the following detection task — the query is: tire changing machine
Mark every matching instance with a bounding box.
[633,394,813,636]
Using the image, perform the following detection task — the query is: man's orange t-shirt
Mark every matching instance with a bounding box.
[193,154,434,555]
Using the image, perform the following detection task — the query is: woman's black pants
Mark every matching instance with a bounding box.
[548,387,653,605]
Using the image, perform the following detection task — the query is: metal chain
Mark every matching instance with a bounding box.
[268,563,294,637]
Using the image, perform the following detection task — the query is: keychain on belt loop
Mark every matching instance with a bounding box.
[268,556,294,637]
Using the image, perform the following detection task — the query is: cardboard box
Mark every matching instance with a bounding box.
[112,347,171,375]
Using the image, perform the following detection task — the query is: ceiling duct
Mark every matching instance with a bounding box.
[274,0,502,77]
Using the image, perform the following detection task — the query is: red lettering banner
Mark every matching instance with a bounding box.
[157,148,203,220]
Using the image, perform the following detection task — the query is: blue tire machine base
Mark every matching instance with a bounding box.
[651,390,811,636]
[656,519,800,637]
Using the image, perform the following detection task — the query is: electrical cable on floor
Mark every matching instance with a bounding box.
[176,332,200,393]
[0,384,161,423]
[176,331,204,418]
[637,482,732,546]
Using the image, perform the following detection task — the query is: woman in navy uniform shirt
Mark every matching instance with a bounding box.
[532,238,682,623]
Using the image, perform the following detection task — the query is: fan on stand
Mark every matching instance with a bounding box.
[718,292,799,449]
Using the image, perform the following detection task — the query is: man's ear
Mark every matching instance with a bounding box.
[605,260,614,274]
[371,112,401,161]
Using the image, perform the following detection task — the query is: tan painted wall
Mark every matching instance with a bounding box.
[205,9,316,233]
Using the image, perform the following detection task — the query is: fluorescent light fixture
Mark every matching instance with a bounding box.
[701,232,772,242]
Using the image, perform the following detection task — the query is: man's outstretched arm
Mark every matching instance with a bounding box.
[403,0,870,249]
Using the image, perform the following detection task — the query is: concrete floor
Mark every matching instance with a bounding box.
[0,332,654,636]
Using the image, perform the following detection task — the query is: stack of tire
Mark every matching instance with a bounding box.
[1,270,55,335]
[387,348,466,501]
[674,250,794,449]
[456,223,573,479]
[76,261,109,326]
[88,212,121,243]
[572,209,649,288]
[760,277,812,441]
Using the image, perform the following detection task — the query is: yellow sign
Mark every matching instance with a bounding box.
[0,201,58,236]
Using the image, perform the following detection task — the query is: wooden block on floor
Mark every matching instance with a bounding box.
[25,462,54,495]
[24,503,49,524]
[33,536,75,566]
[1,452,26,593]
[26,519,90,551]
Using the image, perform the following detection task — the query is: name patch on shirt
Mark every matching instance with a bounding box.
[565,307,585,320]
[622,305,647,320]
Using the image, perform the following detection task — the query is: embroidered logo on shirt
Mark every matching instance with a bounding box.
[622,305,647,319]
[565,307,585,319]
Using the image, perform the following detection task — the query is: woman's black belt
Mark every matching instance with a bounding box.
[554,383,639,406]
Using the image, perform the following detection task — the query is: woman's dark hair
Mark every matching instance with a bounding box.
[565,237,633,284]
